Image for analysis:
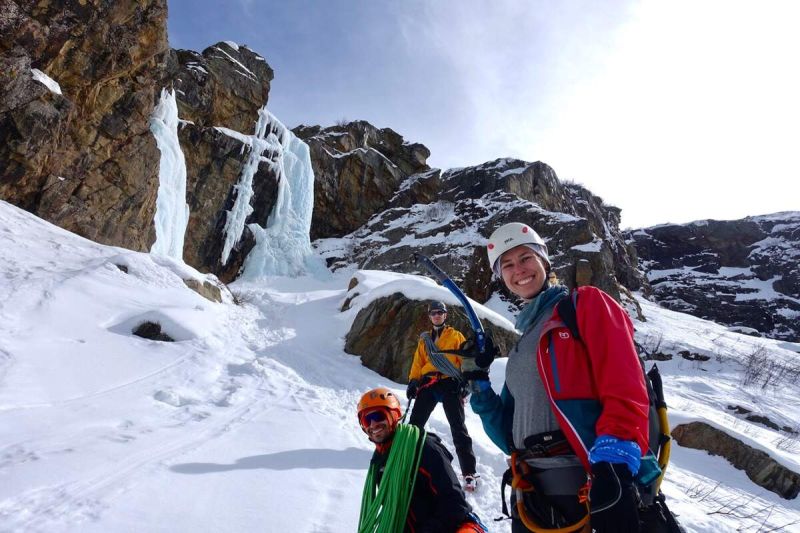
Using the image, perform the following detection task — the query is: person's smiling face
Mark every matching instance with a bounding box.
[362,409,392,443]
[499,245,547,300]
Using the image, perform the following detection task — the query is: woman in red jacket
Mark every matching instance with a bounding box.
[468,222,650,533]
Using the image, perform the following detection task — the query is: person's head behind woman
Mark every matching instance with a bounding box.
[487,222,551,301]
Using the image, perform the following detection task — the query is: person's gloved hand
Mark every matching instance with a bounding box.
[459,332,499,369]
[589,461,641,533]
[406,379,419,400]
[461,354,490,393]
[461,357,490,397]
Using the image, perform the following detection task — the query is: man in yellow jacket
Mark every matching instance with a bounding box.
[407,301,479,492]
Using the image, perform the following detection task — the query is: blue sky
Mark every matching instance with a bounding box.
[168,0,799,229]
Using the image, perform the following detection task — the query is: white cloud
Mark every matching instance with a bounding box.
[397,0,800,227]
[533,0,800,226]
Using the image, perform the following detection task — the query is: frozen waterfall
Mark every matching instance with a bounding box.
[221,106,326,279]
[149,89,189,260]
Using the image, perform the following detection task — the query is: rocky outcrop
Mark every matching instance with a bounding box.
[294,121,431,240]
[0,1,645,302]
[672,421,800,499]
[345,292,519,383]
[172,43,272,133]
[317,158,648,311]
[628,213,800,341]
[1,0,170,251]
[183,277,224,303]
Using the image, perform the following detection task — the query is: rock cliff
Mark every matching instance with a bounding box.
[628,213,800,341]
[1,0,170,250]
[315,156,647,311]
[1,0,288,283]
[170,42,279,281]
[294,121,431,240]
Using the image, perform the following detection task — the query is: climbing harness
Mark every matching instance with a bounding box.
[499,430,591,533]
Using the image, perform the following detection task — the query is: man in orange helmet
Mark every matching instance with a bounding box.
[357,387,485,533]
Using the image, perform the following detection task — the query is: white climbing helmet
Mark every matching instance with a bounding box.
[486,222,550,276]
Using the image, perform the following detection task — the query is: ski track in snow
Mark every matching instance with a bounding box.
[0,301,302,531]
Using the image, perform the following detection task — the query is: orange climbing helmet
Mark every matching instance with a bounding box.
[357,387,402,432]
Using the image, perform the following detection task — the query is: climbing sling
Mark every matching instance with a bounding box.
[421,331,465,383]
[358,424,426,533]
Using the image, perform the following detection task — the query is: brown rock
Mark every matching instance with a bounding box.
[182,278,223,303]
[1,0,170,252]
[173,43,273,133]
[575,259,593,286]
[672,421,800,499]
[294,121,431,240]
[178,122,279,282]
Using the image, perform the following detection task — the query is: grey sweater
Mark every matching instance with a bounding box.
[505,307,561,449]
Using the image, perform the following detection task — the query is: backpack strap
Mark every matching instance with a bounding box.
[556,289,581,341]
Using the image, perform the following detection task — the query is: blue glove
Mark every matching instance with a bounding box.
[589,435,641,476]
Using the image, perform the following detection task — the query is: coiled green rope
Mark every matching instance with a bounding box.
[358,424,426,533]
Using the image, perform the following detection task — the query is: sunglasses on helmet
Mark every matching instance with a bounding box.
[429,310,446,317]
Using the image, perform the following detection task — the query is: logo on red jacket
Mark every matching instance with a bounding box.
[559,331,570,339]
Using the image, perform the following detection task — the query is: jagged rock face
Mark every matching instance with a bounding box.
[0,0,170,251]
[629,213,800,341]
[317,158,647,308]
[294,121,431,240]
[672,421,800,500]
[345,292,519,383]
[173,43,273,133]
[170,44,279,282]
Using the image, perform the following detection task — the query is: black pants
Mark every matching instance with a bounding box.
[409,378,476,476]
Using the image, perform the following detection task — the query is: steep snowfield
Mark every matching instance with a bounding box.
[1,200,799,532]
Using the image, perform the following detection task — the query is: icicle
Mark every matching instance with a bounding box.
[149,88,189,260]
[220,107,271,265]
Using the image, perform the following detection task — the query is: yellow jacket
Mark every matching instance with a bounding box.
[408,326,467,381]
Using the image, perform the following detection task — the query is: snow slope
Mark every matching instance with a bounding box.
[1,200,799,532]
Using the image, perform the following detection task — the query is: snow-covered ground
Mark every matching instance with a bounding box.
[1,200,799,532]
